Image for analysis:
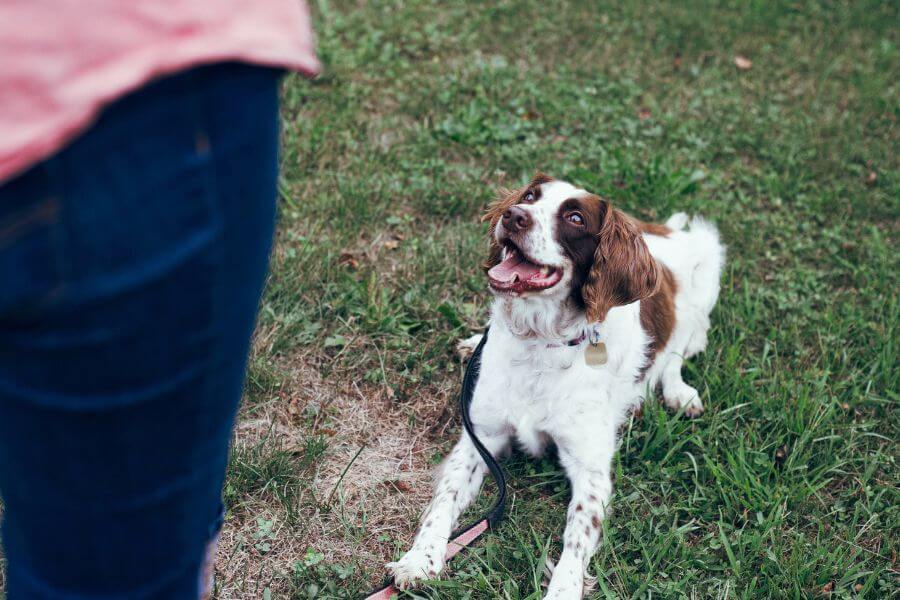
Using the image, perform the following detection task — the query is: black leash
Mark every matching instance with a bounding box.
[456,327,506,528]
[364,328,505,599]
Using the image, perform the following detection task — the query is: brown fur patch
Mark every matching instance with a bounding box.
[554,193,608,307]
[582,204,662,322]
[637,266,677,379]
[636,220,672,237]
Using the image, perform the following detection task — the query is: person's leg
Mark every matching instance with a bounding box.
[0,63,282,599]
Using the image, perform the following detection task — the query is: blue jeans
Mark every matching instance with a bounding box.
[0,63,282,599]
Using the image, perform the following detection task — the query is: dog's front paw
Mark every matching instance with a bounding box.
[663,382,704,418]
[544,573,584,600]
[543,555,589,599]
[386,548,444,590]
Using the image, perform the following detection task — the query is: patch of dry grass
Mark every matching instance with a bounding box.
[215,358,456,597]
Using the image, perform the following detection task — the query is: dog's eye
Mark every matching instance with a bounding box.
[522,191,535,203]
[566,211,585,226]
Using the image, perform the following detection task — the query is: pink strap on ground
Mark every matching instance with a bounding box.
[364,519,490,600]
[444,519,489,560]
[364,585,399,600]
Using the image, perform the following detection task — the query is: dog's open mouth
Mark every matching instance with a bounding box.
[488,244,562,294]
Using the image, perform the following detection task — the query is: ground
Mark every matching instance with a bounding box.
[1,1,897,599]
[215,2,898,597]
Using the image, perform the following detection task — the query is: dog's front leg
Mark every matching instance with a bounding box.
[544,436,615,599]
[388,428,509,589]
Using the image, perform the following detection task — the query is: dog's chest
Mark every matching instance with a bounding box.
[495,345,609,451]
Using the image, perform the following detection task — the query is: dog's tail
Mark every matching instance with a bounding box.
[665,212,690,231]
[683,215,725,315]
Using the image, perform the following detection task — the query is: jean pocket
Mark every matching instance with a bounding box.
[0,190,65,316]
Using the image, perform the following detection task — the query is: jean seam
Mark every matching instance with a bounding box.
[43,156,68,300]
[191,82,227,600]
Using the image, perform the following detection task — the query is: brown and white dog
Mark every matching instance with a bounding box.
[388,174,725,598]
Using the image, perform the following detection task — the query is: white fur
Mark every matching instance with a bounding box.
[499,180,581,271]
[389,182,725,598]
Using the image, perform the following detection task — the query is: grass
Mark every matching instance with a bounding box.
[4,1,896,599]
[218,1,898,598]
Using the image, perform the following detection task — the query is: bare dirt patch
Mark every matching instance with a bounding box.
[214,357,454,597]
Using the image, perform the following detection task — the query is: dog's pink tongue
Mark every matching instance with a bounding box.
[488,252,541,283]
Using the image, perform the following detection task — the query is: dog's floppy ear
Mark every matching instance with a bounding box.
[583,200,661,322]
[481,172,554,271]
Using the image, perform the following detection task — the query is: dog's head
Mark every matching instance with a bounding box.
[484,173,660,322]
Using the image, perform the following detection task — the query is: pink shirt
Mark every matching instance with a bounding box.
[0,1,320,183]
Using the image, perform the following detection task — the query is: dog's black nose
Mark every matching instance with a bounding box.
[502,206,532,233]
